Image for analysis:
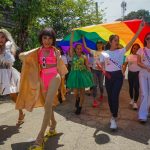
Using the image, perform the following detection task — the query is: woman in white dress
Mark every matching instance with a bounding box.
[0,29,24,126]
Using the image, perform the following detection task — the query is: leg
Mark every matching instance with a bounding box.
[92,70,99,107]
[74,89,80,108]
[147,74,150,112]
[138,72,148,120]
[10,93,25,125]
[60,77,66,101]
[128,71,134,100]
[105,76,113,115]
[75,88,85,115]
[97,70,104,97]
[35,74,61,145]
[79,89,85,107]
[133,72,139,102]
[111,73,123,118]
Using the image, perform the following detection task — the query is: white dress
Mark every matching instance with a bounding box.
[0,48,20,95]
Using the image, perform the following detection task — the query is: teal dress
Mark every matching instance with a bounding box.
[67,55,94,89]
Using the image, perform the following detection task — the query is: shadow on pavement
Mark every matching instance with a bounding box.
[55,81,150,145]
[93,129,110,144]
[0,125,21,145]
[11,133,64,150]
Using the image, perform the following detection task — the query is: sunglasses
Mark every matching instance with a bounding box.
[146,37,150,41]
[42,57,46,68]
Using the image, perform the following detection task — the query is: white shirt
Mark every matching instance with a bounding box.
[100,48,126,72]
[137,47,150,70]
[90,50,102,70]
[61,55,68,65]
[126,54,141,72]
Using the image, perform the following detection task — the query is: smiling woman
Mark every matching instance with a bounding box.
[0,29,25,126]
[16,27,68,150]
[137,32,150,123]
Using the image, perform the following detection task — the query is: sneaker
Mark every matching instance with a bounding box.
[129,99,134,105]
[92,100,99,108]
[110,118,117,130]
[133,102,138,110]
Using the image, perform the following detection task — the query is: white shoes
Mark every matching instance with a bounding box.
[110,117,117,130]
[133,102,138,110]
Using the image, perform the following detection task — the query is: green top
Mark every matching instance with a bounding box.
[71,54,86,71]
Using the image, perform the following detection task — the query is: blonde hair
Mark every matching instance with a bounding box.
[0,28,18,55]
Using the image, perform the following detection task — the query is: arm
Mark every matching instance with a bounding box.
[84,55,91,71]
[69,31,74,58]
[122,62,128,75]
[125,21,144,51]
[82,37,94,53]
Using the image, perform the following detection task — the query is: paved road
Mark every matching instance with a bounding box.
[0,81,150,150]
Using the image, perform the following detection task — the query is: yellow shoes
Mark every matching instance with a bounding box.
[28,143,44,150]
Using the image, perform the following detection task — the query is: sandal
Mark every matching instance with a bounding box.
[16,114,25,126]
[28,143,44,150]
[28,138,44,150]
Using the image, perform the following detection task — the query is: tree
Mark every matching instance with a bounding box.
[1,0,104,50]
[124,9,150,20]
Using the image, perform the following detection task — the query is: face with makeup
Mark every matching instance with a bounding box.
[42,35,53,48]
[109,35,119,50]
[131,44,140,54]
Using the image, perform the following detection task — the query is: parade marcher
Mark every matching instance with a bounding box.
[0,29,24,126]
[123,43,141,110]
[99,21,144,130]
[67,31,94,115]
[16,28,68,149]
[83,37,105,107]
[137,32,150,123]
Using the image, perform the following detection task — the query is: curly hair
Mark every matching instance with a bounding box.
[0,28,18,54]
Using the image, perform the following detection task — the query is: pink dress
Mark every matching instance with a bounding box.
[38,47,58,92]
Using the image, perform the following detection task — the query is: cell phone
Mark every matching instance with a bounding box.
[144,16,150,25]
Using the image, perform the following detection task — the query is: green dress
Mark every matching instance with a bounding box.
[67,54,94,89]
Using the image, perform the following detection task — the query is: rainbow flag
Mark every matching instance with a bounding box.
[58,19,150,53]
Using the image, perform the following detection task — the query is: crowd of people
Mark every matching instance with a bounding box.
[0,20,150,150]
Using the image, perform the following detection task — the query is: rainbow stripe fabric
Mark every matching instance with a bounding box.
[58,19,150,53]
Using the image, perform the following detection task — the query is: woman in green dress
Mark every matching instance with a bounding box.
[67,31,94,115]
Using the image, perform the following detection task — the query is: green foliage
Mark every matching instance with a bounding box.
[1,0,104,71]
[124,9,150,20]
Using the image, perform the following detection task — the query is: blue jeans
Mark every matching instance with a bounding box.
[105,70,123,118]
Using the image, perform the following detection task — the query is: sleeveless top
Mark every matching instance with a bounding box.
[71,55,86,71]
[38,47,57,65]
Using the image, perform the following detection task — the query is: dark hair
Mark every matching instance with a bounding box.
[105,35,119,50]
[104,42,110,50]
[109,34,119,43]
[38,28,56,46]
[130,43,140,54]
[96,40,104,50]
[144,32,150,47]
[75,43,82,49]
